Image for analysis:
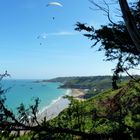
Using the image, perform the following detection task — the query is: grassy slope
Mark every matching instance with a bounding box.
[51,80,140,138]
[84,80,140,130]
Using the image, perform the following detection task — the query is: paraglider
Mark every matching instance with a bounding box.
[46,2,63,7]
[37,32,47,39]
[46,1,63,20]
[37,33,47,46]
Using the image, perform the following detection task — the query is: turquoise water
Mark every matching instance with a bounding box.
[1,80,67,114]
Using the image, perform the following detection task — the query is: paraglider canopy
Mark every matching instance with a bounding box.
[46,1,63,7]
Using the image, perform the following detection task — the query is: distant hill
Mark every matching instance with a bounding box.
[46,76,130,84]
[45,75,137,98]
[44,77,77,83]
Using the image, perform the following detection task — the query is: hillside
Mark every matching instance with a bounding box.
[47,76,132,98]
[48,80,140,139]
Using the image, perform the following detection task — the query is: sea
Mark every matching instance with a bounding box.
[0,79,69,115]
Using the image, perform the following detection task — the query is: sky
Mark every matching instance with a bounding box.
[0,0,138,79]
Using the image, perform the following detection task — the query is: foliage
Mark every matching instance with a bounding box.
[75,1,140,89]
[48,80,140,139]
[1,75,140,139]
[1,0,140,139]
[51,75,133,98]
[0,73,41,139]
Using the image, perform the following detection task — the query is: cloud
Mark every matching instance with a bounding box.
[48,31,78,36]
[38,31,78,39]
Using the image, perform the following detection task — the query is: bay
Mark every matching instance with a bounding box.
[0,79,68,114]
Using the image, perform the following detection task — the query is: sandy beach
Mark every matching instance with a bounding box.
[37,88,85,121]
[70,89,86,101]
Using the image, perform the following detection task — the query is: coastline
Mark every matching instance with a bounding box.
[70,89,86,101]
[37,88,86,121]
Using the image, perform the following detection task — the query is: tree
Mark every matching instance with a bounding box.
[1,0,140,139]
[118,0,140,53]
[75,0,140,89]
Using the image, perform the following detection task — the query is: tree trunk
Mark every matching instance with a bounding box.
[118,0,140,53]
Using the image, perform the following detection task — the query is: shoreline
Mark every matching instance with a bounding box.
[37,88,86,121]
[70,89,86,101]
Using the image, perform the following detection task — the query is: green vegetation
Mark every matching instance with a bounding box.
[47,76,135,98]
[75,0,140,89]
[8,79,140,139]
[1,0,140,139]
[47,80,140,139]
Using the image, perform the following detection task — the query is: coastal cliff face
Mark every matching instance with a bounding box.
[45,76,131,99]
[59,83,91,89]
[46,76,112,90]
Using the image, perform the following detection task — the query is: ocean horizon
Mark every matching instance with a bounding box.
[1,79,69,115]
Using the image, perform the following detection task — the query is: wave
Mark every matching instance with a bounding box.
[38,89,71,115]
[65,89,72,95]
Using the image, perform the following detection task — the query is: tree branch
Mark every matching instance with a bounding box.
[89,0,117,25]
[118,0,140,53]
